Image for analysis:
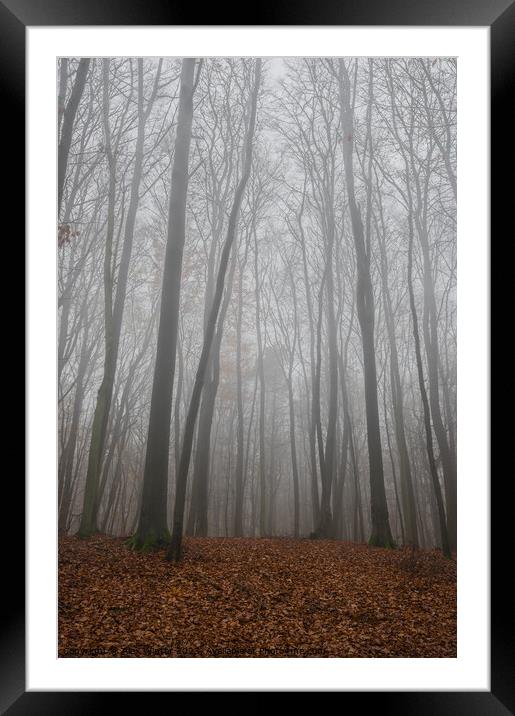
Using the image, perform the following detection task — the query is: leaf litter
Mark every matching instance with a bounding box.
[59,535,456,658]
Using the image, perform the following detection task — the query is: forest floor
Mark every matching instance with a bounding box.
[58,535,456,658]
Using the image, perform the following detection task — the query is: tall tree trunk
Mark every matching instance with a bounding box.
[79,59,155,537]
[174,335,184,476]
[332,324,353,538]
[313,274,327,524]
[418,224,457,551]
[133,58,196,549]
[241,372,259,534]
[375,204,418,547]
[254,225,267,537]
[186,226,218,536]
[100,417,129,533]
[338,59,394,547]
[267,390,278,536]
[316,208,338,537]
[77,59,117,537]
[349,422,364,542]
[188,247,237,535]
[383,388,406,545]
[57,58,68,138]
[406,206,451,558]
[297,202,320,527]
[233,251,247,536]
[167,59,262,562]
[58,324,91,533]
[58,58,90,217]
[287,376,300,538]
[331,413,350,539]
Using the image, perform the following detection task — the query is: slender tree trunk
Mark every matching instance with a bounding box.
[406,207,451,558]
[254,225,267,537]
[332,328,353,538]
[338,59,394,547]
[134,58,196,549]
[100,420,129,533]
[57,58,68,138]
[58,327,91,533]
[376,207,418,547]
[79,59,155,537]
[313,274,327,525]
[58,58,90,217]
[418,228,457,551]
[383,389,406,545]
[174,336,184,476]
[167,59,262,562]
[267,390,278,536]
[188,247,237,535]
[287,376,300,538]
[234,256,246,536]
[78,59,117,537]
[317,210,338,537]
[298,205,320,527]
[186,228,218,535]
[331,414,349,539]
[242,372,259,533]
[349,422,364,542]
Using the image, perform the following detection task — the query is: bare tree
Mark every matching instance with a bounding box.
[78,59,162,537]
[58,58,90,216]
[59,56,456,556]
[132,58,197,549]
[167,59,262,562]
[337,59,394,547]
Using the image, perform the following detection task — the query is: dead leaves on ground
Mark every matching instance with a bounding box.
[58,535,456,658]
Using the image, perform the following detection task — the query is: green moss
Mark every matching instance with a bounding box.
[368,534,397,549]
[125,528,171,552]
[76,527,99,540]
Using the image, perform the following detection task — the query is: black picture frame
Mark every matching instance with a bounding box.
[6,0,508,710]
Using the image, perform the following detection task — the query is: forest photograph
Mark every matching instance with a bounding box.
[58,55,457,659]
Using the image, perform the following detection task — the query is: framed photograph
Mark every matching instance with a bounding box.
[6,0,507,709]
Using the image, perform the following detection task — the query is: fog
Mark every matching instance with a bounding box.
[58,56,456,558]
